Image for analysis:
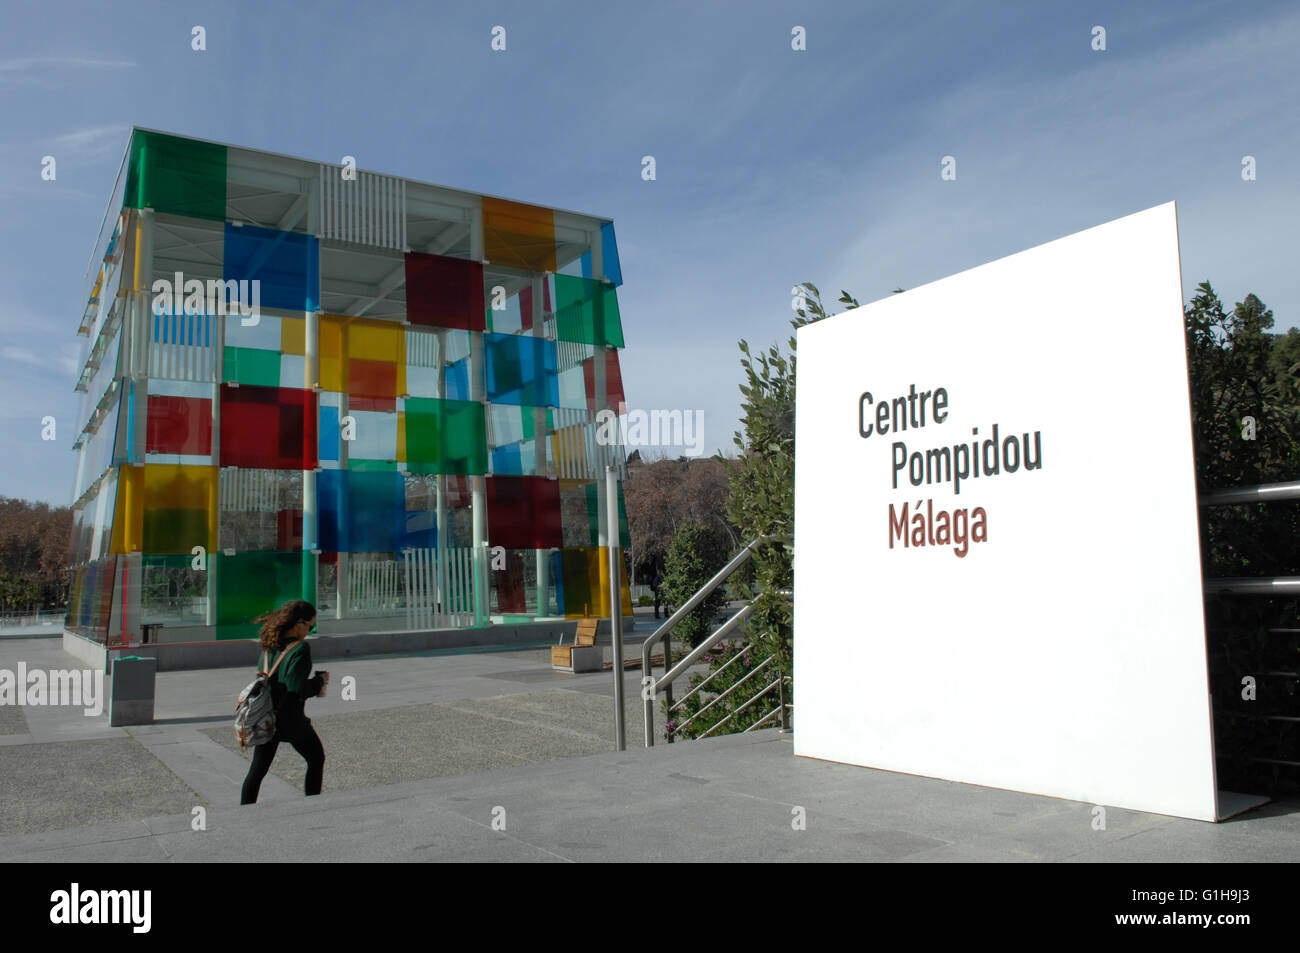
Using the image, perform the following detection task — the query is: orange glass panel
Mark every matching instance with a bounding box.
[482,197,556,272]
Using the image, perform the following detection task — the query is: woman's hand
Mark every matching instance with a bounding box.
[317,671,330,696]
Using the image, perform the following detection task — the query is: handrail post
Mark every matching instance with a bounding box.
[779,676,788,732]
[606,466,625,751]
[664,630,673,743]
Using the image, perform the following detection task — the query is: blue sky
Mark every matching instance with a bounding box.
[1,0,1297,505]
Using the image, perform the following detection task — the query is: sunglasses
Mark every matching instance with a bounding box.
[306,620,317,634]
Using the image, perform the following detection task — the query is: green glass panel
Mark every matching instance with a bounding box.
[223,346,281,387]
[143,507,209,554]
[555,275,624,347]
[348,458,397,472]
[214,551,303,640]
[560,547,599,617]
[125,130,227,222]
[405,397,487,475]
[142,554,193,569]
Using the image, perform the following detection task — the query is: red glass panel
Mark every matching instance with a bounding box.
[349,395,397,413]
[583,349,626,414]
[517,280,553,332]
[405,252,486,330]
[277,509,303,550]
[494,551,526,613]
[349,357,398,401]
[486,476,563,550]
[219,385,317,470]
[146,394,213,455]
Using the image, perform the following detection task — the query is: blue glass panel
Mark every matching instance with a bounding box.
[492,444,522,475]
[601,222,622,287]
[446,358,470,401]
[404,510,437,549]
[223,224,320,313]
[318,469,404,553]
[485,332,558,407]
[319,403,339,462]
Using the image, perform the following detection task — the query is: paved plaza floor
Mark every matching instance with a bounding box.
[1,635,1297,862]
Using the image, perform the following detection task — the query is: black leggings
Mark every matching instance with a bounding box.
[240,716,325,804]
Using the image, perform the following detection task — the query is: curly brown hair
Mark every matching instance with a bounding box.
[254,599,316,651]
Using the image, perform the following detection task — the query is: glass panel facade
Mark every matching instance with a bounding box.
[69,129,630,641]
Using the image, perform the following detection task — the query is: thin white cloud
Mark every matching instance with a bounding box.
[51,124,129,161]
[0,55,137,72]
[0,344,78,375]
[0,345,53,368]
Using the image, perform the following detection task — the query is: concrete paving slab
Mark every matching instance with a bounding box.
[5,632,1296,863]
[0,736,206,836]
[3,729,1296,862]
[0,703,27,736]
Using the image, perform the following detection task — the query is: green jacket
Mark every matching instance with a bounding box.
[266,639,322,715]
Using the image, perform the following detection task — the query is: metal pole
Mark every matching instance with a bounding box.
[1199,480,1300,505]
[606,464,625,750]
[206,248,223,629]
[470,331,488,624]
[302,309,319,604]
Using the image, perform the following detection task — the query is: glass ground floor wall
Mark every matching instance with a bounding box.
[68,464,633,644]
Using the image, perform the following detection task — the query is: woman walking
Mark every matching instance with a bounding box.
[240,599,330,805]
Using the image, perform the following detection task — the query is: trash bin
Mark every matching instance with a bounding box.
[108,655,156,726]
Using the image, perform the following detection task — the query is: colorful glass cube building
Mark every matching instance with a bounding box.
[68,128,632,644]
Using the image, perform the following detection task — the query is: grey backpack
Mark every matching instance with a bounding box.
[234,645,297,750]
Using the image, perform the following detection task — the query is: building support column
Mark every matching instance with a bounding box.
[531,274,550,616]
[123,208,154,643]
[206,293,224,627]
[470,328,488,625]
[302,308,319,606]
[593,331,610,618]
[434,332,448,623]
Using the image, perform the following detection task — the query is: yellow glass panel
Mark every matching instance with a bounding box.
[396,411,406,462]
[280,316,305,355]
[145,463,217,510]
[318,314,346,391]
[110,465,144,554]
[595,546,633,616]
[549,425,590,476]
[347,317,404,363]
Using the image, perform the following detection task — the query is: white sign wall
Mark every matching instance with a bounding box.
[793,203,1219,821]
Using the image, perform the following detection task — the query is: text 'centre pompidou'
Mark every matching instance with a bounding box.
[68,129,632,643]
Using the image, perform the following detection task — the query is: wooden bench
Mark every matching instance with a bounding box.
[551,619,602,672]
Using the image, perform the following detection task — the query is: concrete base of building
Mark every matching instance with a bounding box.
[62,616,640,672]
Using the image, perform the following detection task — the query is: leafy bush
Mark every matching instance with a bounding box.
[661,522,731,648]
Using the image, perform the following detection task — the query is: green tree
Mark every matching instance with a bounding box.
[667,283,865,740]
[1185,282,1300,795]
[660,522,732,648]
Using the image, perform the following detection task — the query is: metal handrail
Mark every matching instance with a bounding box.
[745,684,793,733]
[699,675,785,739]
[1199,480,1300,505]
[1199,479,1300,593]
[658,604,755,693]
[641,535,784,746]
[1200,478,1300,776]
[1204,578,1300,594]
[669,641,753,713]
[674,656,775,733]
